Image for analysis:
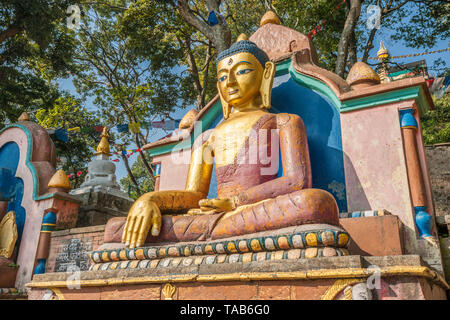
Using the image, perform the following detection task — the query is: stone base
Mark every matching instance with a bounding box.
[70,187,133,227]
[26,255,448,300]
[339,215,404,256]
[90,224,351,271]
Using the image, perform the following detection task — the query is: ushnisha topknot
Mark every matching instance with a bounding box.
[216,40,270,68]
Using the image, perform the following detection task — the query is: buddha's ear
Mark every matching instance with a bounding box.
[260,61,275,109]
[217,82,231,119]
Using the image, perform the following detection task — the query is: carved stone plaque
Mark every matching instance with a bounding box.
[54,238,92,272]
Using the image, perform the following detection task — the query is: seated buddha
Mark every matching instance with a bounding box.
[106,36,340,250]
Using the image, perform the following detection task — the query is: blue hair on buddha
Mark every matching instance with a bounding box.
[216,40,270,68]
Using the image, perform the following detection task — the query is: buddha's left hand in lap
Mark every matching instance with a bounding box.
[187,198,235,215]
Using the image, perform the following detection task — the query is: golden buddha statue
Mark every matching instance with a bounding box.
[0,211,18,259]
[113,37,339,249]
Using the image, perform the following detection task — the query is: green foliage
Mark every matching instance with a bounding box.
[388,1,449,50]
[120,0,215,109]
[73,3,185,135]
[35,95,100,188]
[421,94,450,145]
[0,0,77,125]
[120,156,155,200]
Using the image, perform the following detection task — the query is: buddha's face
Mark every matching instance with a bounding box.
[217,52,263,108]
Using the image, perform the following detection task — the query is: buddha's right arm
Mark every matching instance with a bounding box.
[133,129,214,214]
[123,131,214,248]
[132,190,206,214]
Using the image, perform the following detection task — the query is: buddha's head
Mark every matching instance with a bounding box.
[216,35,275,119]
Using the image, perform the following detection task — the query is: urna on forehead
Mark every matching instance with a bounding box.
[216,40,270,68]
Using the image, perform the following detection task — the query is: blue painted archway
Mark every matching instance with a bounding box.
[0,142,26,241]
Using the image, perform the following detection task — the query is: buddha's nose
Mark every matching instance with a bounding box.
[227,72,237,87]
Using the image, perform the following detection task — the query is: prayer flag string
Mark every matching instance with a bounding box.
[47,119,181,142]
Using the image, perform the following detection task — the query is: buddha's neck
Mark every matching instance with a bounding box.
[230,96,265,117]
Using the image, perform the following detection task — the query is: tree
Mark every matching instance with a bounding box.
[421,93,450,145]
[358,1,449,65]
[121,0,217,110]
[69,2,188,190]
[0,0,77,125]
[120,156,155,200]
[35,95,100,188]
[335,0,362,77]
[171,0,232,54]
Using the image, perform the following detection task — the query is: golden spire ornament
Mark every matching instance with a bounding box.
[48,169,71,191]
[236,33,248,42]
[260,10,281,26]
[376,40,390,61]
[377,40,391,83]
[95,127,112,157]
[18,112,30,122]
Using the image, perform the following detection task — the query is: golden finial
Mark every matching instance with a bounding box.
[376,40,391,83]
[18,112,30,122]
[95,127,111,156]
[236,33,248,42]
[162,283,176,300]
[346,62,380,87]
[179,109,198,130]
[260,10,280,26]
[48,169,71,190]
[377,40,390,61]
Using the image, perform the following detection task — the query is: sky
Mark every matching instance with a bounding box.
[58,10,449,184]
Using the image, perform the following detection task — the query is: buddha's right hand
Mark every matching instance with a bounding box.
[122,198,161,249]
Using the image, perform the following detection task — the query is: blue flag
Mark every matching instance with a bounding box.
[116,124,129,133]
[207,10,219,26]
[55,129,69,142]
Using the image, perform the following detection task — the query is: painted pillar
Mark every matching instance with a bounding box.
[33,210,57,275]
[399,108,432,238]
[154,163,161,192]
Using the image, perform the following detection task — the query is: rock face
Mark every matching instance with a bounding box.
[425,144,450,217]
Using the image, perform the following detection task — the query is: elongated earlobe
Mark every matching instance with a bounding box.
[217,82,231,119]
[260,61,275,109]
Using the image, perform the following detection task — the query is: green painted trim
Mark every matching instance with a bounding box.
[0,124,56,201]
[340,85,429,114]
[415,85,431,116]
[288,63,343,111]
[275,59,291,77]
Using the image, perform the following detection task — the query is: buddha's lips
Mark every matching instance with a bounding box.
[228,89,238,95]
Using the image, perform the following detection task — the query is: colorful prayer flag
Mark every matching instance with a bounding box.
[163,119,176,130]
[68,127,81,133]
[81,127,94,134]
[116,124,129,133]
[55,129,69,142]
[129,122,141,134]
[152,120,164,128]
[93,126,104,132]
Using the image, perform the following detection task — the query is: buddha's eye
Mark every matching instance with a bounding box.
[236,68,253,75]
[218,75,227,82]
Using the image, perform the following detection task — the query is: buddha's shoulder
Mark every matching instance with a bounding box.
[276,113,305,127]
